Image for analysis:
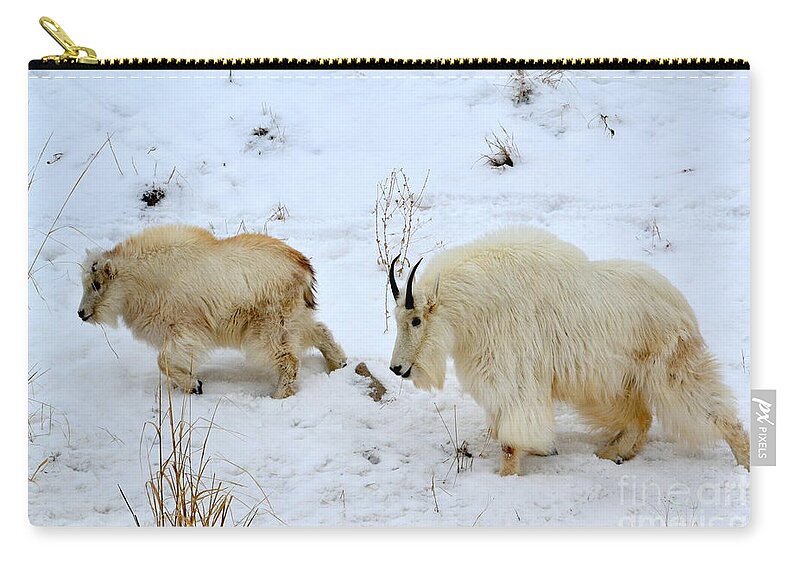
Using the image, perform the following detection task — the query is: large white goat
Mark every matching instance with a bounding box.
[78,224,346,397]
[388,227,749,475]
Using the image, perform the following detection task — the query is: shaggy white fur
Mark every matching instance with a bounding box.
[390,227,749,475]
[78,225,346,397]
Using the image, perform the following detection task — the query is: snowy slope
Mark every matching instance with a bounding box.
[27,69,750,527]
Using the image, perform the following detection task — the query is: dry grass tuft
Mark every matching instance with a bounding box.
[537,69,566,89]
[142,382,280,527]
[140,166,188,207]
[267,202,289,222]
[641,218,672,254]
[246,104,286,154]
[434,403,474,484]
[29,365,72,446]
[506,69,536,105]
[503,69,568,106]
[480,126,519,169]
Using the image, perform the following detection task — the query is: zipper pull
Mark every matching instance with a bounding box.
[39,16,98,64]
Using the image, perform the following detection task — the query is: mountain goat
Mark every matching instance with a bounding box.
[389,227,749,475]
[78,225,346,397]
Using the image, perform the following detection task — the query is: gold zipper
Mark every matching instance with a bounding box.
[39,17,99,65]
[34,16,749,70]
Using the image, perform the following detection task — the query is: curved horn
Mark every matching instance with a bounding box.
[389,255,400,300]
[405,258,423,310]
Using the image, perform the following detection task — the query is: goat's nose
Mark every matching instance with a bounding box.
[389,364,402,376]
[77,309,85,319]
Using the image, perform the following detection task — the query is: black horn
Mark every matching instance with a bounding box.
[405,258,423,310]
[389,255,400,300]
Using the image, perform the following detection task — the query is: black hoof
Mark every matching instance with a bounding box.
[192,380,203,395]
[550,448,559,456]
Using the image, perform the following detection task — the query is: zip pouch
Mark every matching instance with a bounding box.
[28,17,751,527]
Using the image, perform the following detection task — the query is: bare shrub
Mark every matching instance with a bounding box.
[480,125,519,169]
[374,168,430,329]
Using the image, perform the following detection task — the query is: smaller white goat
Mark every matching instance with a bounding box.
[78,225,346,397]
[389,227,750,475]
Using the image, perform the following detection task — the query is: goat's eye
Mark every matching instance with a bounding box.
[91,280,102,292]
[411,317,421,327]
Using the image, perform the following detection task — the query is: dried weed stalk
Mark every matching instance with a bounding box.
[142,381,280,527]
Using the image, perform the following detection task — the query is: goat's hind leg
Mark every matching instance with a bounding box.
[308,320,347,372]
[590,383,652,464]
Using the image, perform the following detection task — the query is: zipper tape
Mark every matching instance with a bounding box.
[29,57,750,71]
[32,17,749,70]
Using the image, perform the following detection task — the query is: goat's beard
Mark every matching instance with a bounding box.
[89,298,122,328]
[409,325,450,391]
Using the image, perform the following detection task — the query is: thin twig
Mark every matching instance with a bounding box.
[433,402,457,453]
[29,457,49,483]
[99,323,120,359]
[118,485,141,526]
[472,496,493,527]
[431,474,440,513]
[106,132,124,176]
[28,131,54,192]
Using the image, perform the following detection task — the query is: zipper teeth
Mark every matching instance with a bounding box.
[30,57,750,69]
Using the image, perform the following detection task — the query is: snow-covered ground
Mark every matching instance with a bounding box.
[28,68,750,527]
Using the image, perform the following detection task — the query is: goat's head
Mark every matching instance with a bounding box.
[388,256,444,390]
[77,250,119,326]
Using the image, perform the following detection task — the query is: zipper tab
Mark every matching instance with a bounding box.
[39,16,98,65]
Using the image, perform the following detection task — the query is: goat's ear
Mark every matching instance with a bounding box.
[102,259,117,279]
[432,276,441,302]
[425,279,440,317]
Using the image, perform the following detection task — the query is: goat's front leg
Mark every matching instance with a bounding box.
[157,334,206,394]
